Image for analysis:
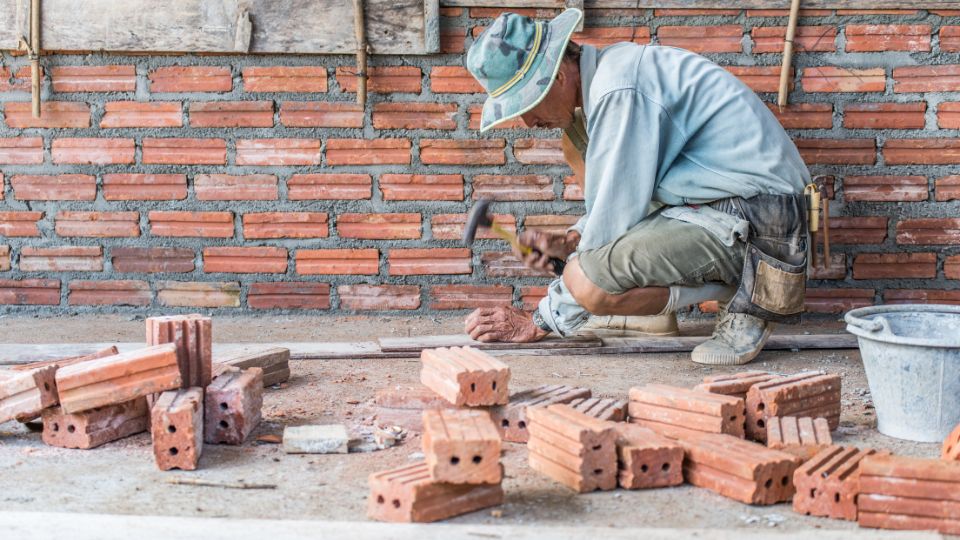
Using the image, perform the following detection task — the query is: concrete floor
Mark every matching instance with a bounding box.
[0,314,947,536]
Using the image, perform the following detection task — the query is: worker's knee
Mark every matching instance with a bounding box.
[563,259,615,314]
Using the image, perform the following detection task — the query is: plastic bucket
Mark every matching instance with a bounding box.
[845,304,960,443]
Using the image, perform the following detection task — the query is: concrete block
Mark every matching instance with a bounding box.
[283,424,349,454]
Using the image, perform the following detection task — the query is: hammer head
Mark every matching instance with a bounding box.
[462,198,494,245]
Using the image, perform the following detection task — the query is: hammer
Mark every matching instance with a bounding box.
[462,198,566,276]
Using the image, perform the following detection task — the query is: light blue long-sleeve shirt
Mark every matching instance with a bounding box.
[538,43,809,336]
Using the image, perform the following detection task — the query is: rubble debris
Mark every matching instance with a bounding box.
[42,398,149,449]
[527,404,617,493]
[569,397,627,422]
[147,314,213,388]
[420,346,509,407]
[349,425,406,453]
[793,445,888,521]
[858,454,960,535]
[628,384,745,439]
[204,367,263,445]
[766,416,832,460]
[489,384,590,443]
[422,409,502,484]
[283,424,349,454]
[612,423,683,490]
[151,387,204,471]
[745,371,841,442]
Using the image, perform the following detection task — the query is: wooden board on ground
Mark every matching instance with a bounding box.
[213,346,291,387]
[378,334,602,353]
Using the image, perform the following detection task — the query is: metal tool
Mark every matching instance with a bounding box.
[462,199,565,276]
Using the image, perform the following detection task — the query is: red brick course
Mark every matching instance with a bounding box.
[103,174,187,201]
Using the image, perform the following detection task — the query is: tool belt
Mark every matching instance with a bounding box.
[726,193,809,325]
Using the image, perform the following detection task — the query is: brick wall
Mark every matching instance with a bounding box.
[1,7,959,314]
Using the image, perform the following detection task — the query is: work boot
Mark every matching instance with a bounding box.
[690,306,773,365]
[577,313,679,337]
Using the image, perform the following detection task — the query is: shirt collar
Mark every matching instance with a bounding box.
[579,44,598,119]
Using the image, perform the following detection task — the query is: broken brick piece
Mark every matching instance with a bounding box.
[745,371,841,442]
[0,366,59,423]
[422,409,502,484]
[569,397,627,422]
[944,423,960,461]
[146,314,213,388]
[526,404,618,493]
[489,384,591,443]
[419,346,509,407]
[613,423,684,490]
[204,367,263,445]
[858,454,960,535]
[766,416,833,460]
[56,344,180,414]
[41,398,148,449]
[793,445,888,521]
[374,385,454,432]
[214,347,290,387]
[628,384,745,439]
[694,370,778,401]
[151,387,203,471]
[367,460,504,523]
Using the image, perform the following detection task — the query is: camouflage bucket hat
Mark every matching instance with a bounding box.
[466,8,583,133]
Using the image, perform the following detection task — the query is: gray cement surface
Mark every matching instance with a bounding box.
[0,314,948,536]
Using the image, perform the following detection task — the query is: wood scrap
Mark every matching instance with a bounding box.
[165,477,276,490]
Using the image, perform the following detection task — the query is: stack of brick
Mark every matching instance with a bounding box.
[146,314,213,388]
[568,397,627,422]
[858,454,960,535]
[489,384,590,443]
[526,404,618,493]
[368,408,503,522]
[42,398,150,450]
[793,446,888,521]
[766,416,833,460]
[0,366,59,424]
[745,371,841,442]
[627,384,745,439]
[420,346,509,407]
[693,371,778,401]
[944,423,960,461]
[612,423,684,490]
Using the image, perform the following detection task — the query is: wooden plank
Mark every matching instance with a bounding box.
[444,0,960,9]
[378,333,602,352]
[1,0,439,54]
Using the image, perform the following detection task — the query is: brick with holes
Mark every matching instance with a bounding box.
[41,398,149,449]
[422,409,502,484]
[945,423,960,461]
[627,384,745,439]
[766,416,833,460]
[613,423,684,490]
[569,397,627,422]
[146,314,213,389]
[745,371,841,442]
[419,346,509,407]
[693,371,778,401]
[858,454,960,535]
[793,445,888,520]
[374,385,454,432]
[526,404,618,493]
[489,384,591,443]
[367,461,504,523]
[204,367,263,445]
[0,366,59,423]
[151,387,203,471]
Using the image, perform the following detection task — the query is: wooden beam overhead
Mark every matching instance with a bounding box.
[442,0,960,8]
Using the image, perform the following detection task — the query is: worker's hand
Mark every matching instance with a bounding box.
[465,306,549,343]
[514,230,580,273]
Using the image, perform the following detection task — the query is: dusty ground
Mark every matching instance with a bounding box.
[0,314,944,533]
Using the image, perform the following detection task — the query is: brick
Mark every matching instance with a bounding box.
[203,246,287,274]
[894,65,960,93]
[829,216,888,245]
[482,251,554,278]
[941,26,960,52]
[380,174,463,201]
[235,138,321,166]
[11,346,119,374]
[68,280,151,306]
[746,9,832,16]
[367,461,504,523]
[287,173,372,200]
[939,102,960,129]
[766,416,832,460]
[151,387,204,471]
[112,247,195,273]
[947,255,960,280]
[215,347,290,387]
[844,175,927,202]
[337,213,420,240]
[0,366,59,424]
[0,137,43,164]
[11,174,96,201]
[283,424,349,454]
[101,101,182,128]
[431,213,515,241]
[326,138,410,165]
[884,289,960,305]
[429,285,513,310]
[843,102,926,130]
[0,245,8,271]
[657,25,743,53]
[569,397,627,422]
[613,423,684,490]
[944,423,960,461]
[54,211,140,238]
[794,446,888,520]
[149,211,234,238]
[149,66,231,92]
[195,174,278,201]
[421,139,505,165]
[767,103,833,130]
[469,7,556,18]
[802,67,885,93]
[809,253,846,280]
[146,315,213,388]
[157,281,240,308]
[572,26,651,48]
[242,66,327,93]
[885,139,960,165]
[103,173,187,201]
[421,346,509,407]
[204,367,263,445]
[837,9,919,15]
[374,385,454,432]
[726,66,793,93]
[338,284,420,310]
[513,138,564,165]
[422,408,502,484]
[0,279,60,305]
[472,174,553,201]
[0,212,42,238]
[337,66,421,94]
[858,454,960,535]
[3,101,90,128]
[489,384,591,443]
[279,101,362,128]
[694,371,778,402]
[51,65,136,92]
[745,371,841,442]
[142,138,226,165]
[440,26,467,54]
[372,102,458,130]
[853,252,936,279]
[655,8,739,15]
[41,398,149,449]
[389,248,471,276]
[247,282,331,310]
[525,215,579,235]
[296,249,378,275]
[751,26,837,53]
[0,66,31,92]
[56,344,180,414]
[243,212,328,239]
[189,101,273,127]
[628,384,746,439]
[527,404,618,493]
[806,287,874,313]
[896,218,960,245]
[795,138,876,165]
[20,246,103,272]
[846,24,931,52]
[429,66,482,93]
[468,104,526,130]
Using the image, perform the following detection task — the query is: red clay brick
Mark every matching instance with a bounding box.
[51,65,136,92]
[367,461,503,523]
[203,246,288,274]
[242,66,328,93]
[806,287,874,313]
[745,371,841,442]
[422,408,502,484]
[767,103,833,129]
[337,66,422,94]
[189,101,273,127]
[54,211,140,238]
[894,65,960,93]
[149,66,231,92]
[431,213,515,241]
[52,137,134,165]
[858,454,960,535]
[0,66,31,92]
[628,384,746,439]
[751,26,837,53]
[389,248,471,276]
[802,67,886,93]
[296,249,378,275]
[896,218,960,245]
[103,173,187,201]
[11,174,96,201]
[67,280,151,306]
[421,139,504,165]
[374,385,454,432]
[766,416,833,460]
[235,138,320,166]
[569,397,627,422]
[149,211,234,238]
[142,138,226,165]
[195,174,278,201]
[421,346,509,407]
[844,102,926,129]
[288,173,372,200]
[481,251,554,278]
[794,446,888,521]
[441,27,467,54]
[845,24,931,52]
[247,282,331,310]
[829,216,888,245]
[472,174,553,201]
[157,281,240,308]
[429,66,482,93]
[3,101,90,128]
[468,104,526,130]
[613,423,684,490]
[204,367,263,445]
[20,246,103,272]
[941,26,960,52]
[947,255,960,280]
[572,26,651,48]
[429,284,513,310]
[243,212,328,239]
[939,102,960,129]
[327,138,411,165]
[11,346,119,374]
[372,103,458,130]
[853,252,936,279]
[885,139,960,165]
[41,398,149,449]
[944,423,960,461]
[694,371,778,402]
[0,366,59,424]
[0,279,61,305]
[838,9,919,15]
[657,25,743,52]
[655,8,739,15]
[469,7,556,18]
[885,289,960,305]
[0,245,8,271]
[844,175,928,202]
[101,101,183,128]
[146,315,213,388]
[795,138,876,165]
[513,138,564,165]
[726,66,793,93]
[151,387,204,471]
[525,215,580,235]
[380,174,463,201]
[527,404,618,493]
[279,101,362,128]
[112,247,195,273]
[0,137,43,164]
[338,284,420,310]
[489,384,591,443]
[337,213,420,240]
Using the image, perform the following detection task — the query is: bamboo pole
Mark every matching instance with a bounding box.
[777,0,801,108]
[353,0,368,108]
[29,0,41,118]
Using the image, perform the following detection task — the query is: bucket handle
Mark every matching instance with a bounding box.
[847,314,893,335]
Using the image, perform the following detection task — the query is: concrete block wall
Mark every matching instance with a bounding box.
[0,7,958,314]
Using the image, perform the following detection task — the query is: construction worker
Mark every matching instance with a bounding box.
[462,8,810,365]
